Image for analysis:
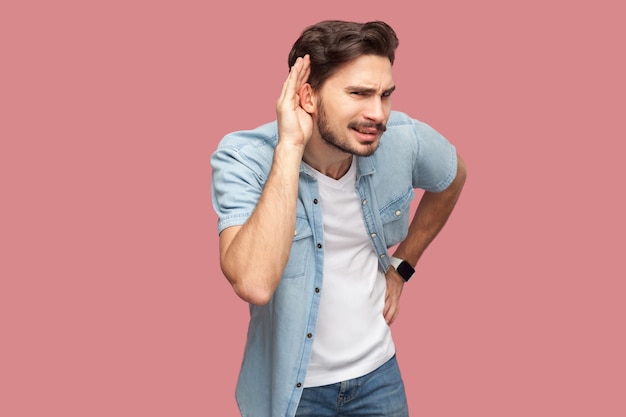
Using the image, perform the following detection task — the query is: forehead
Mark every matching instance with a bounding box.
[323,54,394,90]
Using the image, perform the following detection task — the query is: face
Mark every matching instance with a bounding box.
[313,54,395,157]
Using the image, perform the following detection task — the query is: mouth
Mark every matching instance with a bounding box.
[350,123,386,142]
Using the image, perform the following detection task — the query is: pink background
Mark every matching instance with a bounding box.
[2,0,624,416]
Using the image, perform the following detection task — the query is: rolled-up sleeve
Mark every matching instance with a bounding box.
[211,127,277,233]
[412,120,457,192]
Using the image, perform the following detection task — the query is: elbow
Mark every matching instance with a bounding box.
[224,267,277,305]
[454,153,467,189]
[232,281,274,305]
[220,246,282,305]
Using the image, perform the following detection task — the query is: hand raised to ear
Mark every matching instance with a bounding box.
[276,55,313,148]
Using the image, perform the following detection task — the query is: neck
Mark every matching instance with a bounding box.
[303,142,353,180]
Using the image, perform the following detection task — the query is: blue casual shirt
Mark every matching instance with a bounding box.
[211,110,457,417]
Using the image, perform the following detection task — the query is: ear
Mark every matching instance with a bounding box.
[298,83,317,113]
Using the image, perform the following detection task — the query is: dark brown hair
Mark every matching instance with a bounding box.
[288,20,399,90]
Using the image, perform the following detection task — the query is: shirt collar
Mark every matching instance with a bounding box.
[300,154,376,180]
[356,155,376,181]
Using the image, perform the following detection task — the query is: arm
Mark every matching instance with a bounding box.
[219,56,312,305]
[383,152,467,323]
[393,152,467,266]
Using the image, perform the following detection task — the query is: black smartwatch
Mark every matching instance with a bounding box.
[390,257,415,282]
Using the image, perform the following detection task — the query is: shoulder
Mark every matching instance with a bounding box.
[385,111,439,137]
[382,111,452,151]
[211,121,278,172]
[216,120,278,153]
[386,110,415,127]
[376,111,422,156]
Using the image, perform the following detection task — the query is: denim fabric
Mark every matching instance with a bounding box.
[295,355,409,417]
[211,111,457,417]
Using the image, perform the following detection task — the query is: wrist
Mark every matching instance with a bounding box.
[390,256,415,282]
[273,142,305,170]
[275,141,306,156]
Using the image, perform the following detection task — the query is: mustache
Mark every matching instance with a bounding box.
[348,122,387,133]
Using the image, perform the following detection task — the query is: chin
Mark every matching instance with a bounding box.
[353,142,380,157]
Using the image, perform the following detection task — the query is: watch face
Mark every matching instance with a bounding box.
[397,261,415,281]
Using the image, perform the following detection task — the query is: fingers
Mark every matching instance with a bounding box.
[278,55,310,105]
[384,288,400,325]
[296,54,311,88]
[384,267,404,325]
[275,55,314,146]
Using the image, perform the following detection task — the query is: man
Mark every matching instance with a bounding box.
[211,20,466,417]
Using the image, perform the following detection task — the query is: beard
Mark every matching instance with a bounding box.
[316,100,386,157]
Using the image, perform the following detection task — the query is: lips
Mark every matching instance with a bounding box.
[351,128,382,144]
[354,127,379,134]
[349,122,387,135]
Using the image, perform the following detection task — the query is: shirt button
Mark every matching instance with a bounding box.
[371,233,377,238]
[395,210,401,216]
[313,198,318,204]
[362,199,367,205]
[296,382,302,388]
[317,243,322,249]
[315,287,320,293]
[307,333,313,338]
[380,254,387,259]
[294,230,298,236]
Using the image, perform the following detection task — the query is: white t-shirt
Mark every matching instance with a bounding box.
[303,159,395,387]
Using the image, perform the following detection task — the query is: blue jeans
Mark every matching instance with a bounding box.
[295,355,409,417]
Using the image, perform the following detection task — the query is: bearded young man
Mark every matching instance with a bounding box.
[211,20,467,417]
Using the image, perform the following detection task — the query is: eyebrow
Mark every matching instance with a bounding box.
[346,85,397,95]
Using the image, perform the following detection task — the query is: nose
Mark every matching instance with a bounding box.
[363,96,386,123]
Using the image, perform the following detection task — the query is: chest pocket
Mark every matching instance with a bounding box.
[282,216,313,279]
[379,188,414,247]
